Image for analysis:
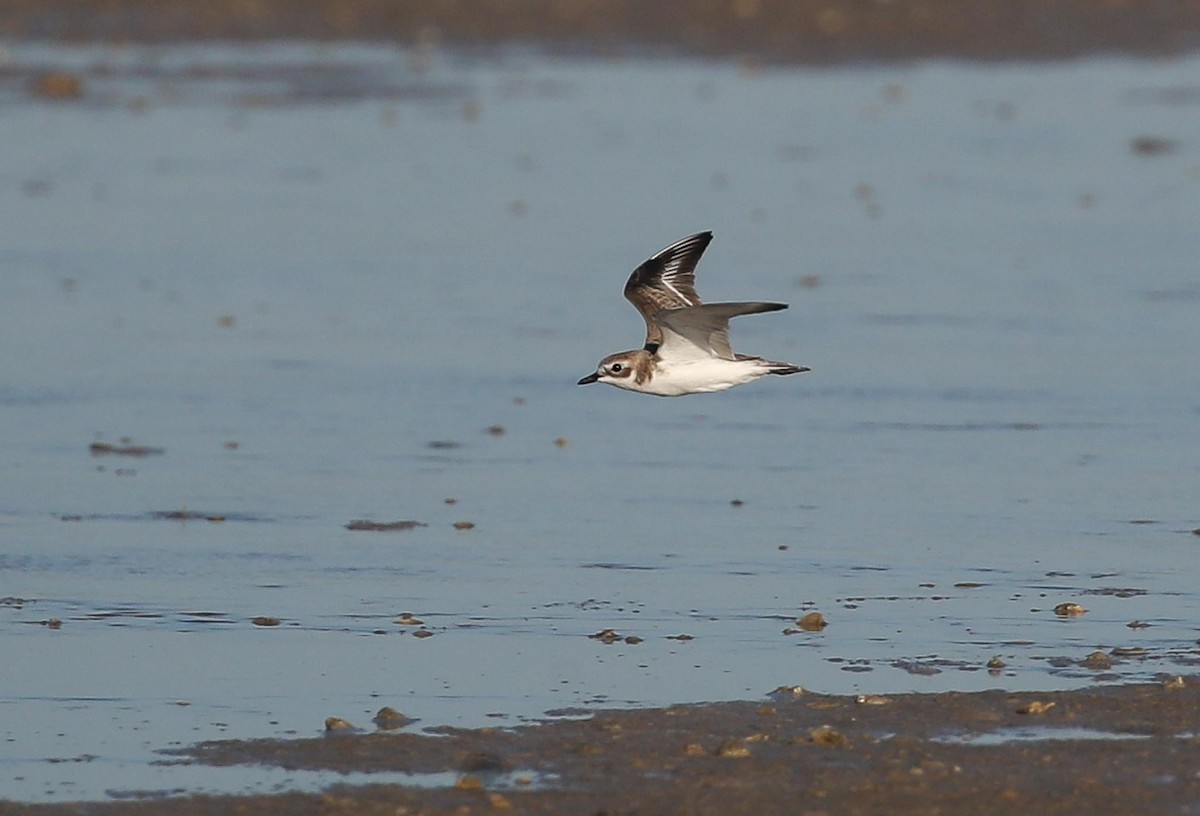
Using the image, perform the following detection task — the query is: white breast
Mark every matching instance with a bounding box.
[640,357,769,396]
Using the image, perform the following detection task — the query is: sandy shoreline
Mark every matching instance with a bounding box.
[5,0,1200,62]
[4,678,1200,814]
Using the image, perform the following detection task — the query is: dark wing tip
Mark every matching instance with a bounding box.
[623,230,714,300]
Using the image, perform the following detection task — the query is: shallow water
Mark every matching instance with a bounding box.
[1,42,1198,801]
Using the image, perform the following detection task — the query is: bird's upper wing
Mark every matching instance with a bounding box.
[623,231,713,348]
[655,302,788,361]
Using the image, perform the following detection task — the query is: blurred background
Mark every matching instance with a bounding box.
[1,1,1198,802]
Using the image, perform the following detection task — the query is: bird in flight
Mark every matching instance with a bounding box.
[578,231,808,396]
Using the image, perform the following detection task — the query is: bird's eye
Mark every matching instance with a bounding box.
[610,363,623,373]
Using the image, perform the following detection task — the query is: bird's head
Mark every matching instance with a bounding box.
[577,351,645,390]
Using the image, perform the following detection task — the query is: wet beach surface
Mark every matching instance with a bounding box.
[2,3,1200,811]
[5,681,1200,814]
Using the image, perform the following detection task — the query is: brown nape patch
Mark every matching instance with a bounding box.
[634,352,655,385]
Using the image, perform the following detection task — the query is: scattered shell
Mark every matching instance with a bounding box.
[684,742,707,756]
[455,775,484,790]
[1053,602,1087,617]
[986,656,1006,670]
[251,616,280,627]
[856,694,889,705]
[324,717,356,732]
[1082,650,1113,670]
[345,519,426,532]
[808,725,848,746]
[1162,675,1186,690]
[487,793,513,810]
[1111,646,1147,657]
[1016,701,1056,715]
[796,611,828,631]
[373,707,411,729]
[716,739,751,758]
[453,521,476,530]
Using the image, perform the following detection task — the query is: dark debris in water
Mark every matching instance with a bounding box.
[1083,587,1148,598]
[151,510,228,522]
[89,441,164,457]
[345,519,428,532]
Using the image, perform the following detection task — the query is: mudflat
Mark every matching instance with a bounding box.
[4,679,1199,815]
[6,0,1200,62]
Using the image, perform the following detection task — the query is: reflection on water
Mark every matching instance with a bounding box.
[1,42,1198,801]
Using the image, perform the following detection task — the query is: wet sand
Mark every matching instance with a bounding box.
[6,0,1200,62]
[4,679,1200,814]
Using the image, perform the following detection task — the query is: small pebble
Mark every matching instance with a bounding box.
[373,707,411,729]
[797,611,828,631]
[411,629,434,639]
[324,717,355,732]
[1053,602,1087,617]
[1082,650,1113,670]
[31,71,85,100]
[453,521,476,530]
[987,656,1006,670]
[251,616,280,627]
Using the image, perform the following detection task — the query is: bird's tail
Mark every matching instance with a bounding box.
[735,354,810,375]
